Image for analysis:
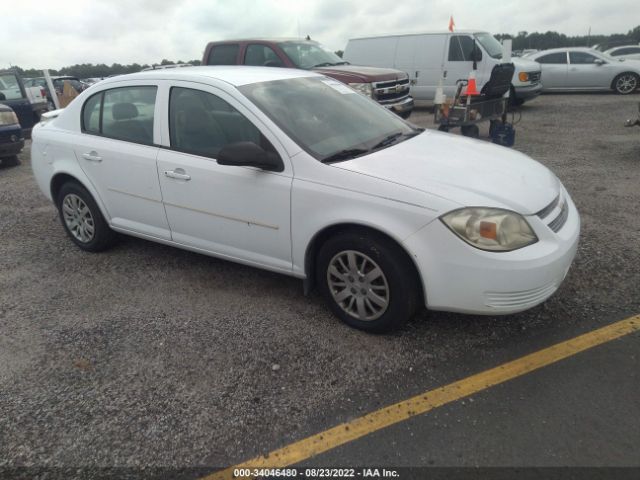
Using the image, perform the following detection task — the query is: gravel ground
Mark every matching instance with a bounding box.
[0,93,639,473]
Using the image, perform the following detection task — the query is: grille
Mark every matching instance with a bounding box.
[536,195,559,219]
[536,193,569,233]
[548,200,569,233]
[372,78,411,104]
[485,281,558,309]
[529,71,541,83]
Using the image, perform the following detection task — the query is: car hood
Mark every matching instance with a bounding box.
[334,130,559,215]
[314,65,406,82]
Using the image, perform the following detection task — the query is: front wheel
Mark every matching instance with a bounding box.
[316,231,420,333]
[1,155,19,167]
[57,182,116,252]
[613,73,639,95]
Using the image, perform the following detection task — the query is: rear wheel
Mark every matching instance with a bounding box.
[57,182,116,252]
[613,73,639,95]
[1,155,19,167]
[316,230,420,333]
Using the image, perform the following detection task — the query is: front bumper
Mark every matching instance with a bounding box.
[403,189,580,315]
[514,82,543,102]
[0,125,25,157]
[380,96,414,116]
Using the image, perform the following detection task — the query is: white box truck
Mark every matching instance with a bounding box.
[344,30,542,105]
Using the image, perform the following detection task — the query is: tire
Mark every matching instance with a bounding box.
[399,110,412,120]
[316,230,420,333]
[1,155,20,167]
[489,119,501,137]
[437,125,449,132]
[461,124,480,138]
[613,73,639,95]
[508,86,525,107]
[56,182,116,252]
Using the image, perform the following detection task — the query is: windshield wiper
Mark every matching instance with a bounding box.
[334,61,350,65]
[371,130,423,151]
[321,148,369,164]
[311,62,335,68]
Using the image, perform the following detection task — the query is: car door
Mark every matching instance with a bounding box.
[156,82,293,273]
[567,51,613,88]
[73,83,171,240]
[534,52,568,89]
[443,34,488,97]
[403,34,447,100]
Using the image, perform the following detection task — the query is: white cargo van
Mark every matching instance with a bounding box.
[344,31,542,105]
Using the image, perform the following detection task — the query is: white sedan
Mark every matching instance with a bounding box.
[526,47,640,94]
[31,67,580,332]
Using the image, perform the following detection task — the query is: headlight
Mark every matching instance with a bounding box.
[441,207,538,252]
[0,110,19,126]
[518,72,530,82]
[348,82,373,97]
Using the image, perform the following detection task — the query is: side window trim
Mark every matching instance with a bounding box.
[80,85,158,146]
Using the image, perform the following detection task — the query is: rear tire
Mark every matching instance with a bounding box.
[1,155,19,167]
[316,230,420,333]
[461,124,480,138]
[56,182,116,252]
[613,73,639,95]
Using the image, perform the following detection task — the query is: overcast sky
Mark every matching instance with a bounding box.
[3,0,637,69]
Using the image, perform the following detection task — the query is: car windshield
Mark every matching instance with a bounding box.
[239,76,418,162]
[475,32,503,59]
[278,42,347,69]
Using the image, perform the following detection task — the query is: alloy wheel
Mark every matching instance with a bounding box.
[327,250,390,321]
[616,74,638,94]
[62,193,95,243]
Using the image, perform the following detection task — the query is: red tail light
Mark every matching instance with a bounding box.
[41,88,47,98]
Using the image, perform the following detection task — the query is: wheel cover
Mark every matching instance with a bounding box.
[327,250,390,321]
[62,194,95,243]
[616,74,637,94]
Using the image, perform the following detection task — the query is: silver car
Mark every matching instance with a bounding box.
[525,47,640,94]
[604,45,640,62]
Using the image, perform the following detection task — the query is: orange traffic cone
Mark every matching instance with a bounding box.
[464,70,480,96]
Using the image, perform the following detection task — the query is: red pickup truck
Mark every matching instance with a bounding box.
[202,38,414,118]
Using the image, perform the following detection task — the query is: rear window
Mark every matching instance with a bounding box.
[536,52,567,64]
[206,44,239,65]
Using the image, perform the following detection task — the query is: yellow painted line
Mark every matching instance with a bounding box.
[204,315,640,480]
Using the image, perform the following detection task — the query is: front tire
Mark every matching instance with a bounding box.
[57,182,116,252]
[1,155,19,167]
[613,73,639,95]
[316,230,420,333]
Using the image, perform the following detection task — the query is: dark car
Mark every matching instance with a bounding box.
[0,104,24,166]
[0,70,41,134]
[202,38,414,118]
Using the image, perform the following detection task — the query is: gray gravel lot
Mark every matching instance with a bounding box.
[1,93,639,472]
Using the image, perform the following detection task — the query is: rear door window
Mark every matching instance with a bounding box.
[206,44,240,65]
[536,52,568,64]
[81,86,157,145]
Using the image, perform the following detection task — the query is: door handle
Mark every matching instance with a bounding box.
[82,151,102,162]
[164,168,191,181]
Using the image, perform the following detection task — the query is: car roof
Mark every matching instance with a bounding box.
[207,37,317,44]
[350,30,486,40]
[605,44,640,52]
[528,47,600,56]
[96,65,319,88]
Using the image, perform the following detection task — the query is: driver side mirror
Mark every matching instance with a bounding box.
[471,46,483,62]
[594,59,606,66]
[217,141,284,172]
